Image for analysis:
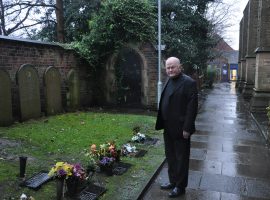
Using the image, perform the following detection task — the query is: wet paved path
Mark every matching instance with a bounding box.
[142,82,270,200]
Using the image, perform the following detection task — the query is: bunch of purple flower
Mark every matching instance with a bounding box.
[48,162,86,180]
[73,163,86,179]
[99,156,115,166]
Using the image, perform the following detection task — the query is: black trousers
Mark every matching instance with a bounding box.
[163,127,191,188]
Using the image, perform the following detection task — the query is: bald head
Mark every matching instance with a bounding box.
[166,57,180,66]
[165,57,182,78]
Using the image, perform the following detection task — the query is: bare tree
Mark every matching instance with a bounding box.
[0,0,65,41]
[206,0,239,43]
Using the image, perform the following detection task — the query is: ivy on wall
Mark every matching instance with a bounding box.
[72,0,156,68]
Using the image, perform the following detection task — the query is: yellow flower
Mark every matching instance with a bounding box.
[55,162,65,168]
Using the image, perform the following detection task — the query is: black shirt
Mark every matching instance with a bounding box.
[161,75,181,120]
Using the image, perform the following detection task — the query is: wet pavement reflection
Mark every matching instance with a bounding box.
[142,82,270,200]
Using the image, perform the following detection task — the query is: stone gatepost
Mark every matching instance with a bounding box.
[250,0,270,113]
[242,0,259,99]
[0,69,13,126]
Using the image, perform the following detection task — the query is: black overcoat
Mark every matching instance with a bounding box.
[155,73,198,137]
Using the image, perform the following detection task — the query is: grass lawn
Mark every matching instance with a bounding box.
[0,110,164,200]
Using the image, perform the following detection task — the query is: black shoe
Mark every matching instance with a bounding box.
[168,187,185,198]
[160,182,176,190]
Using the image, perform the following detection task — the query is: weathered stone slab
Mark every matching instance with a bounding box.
[44,66,62,115]
[0,69,12,126]
[190,149,207,160]
[188,170,203,189]
[206,150,250,165]
[222,162,270,180]
[246,178,270,199]
[190,160,222,175]
[221,192,263,200]
[200,174,247,195]
[17,64,41,121]
[192,140,223,151]
[66,69,80,111]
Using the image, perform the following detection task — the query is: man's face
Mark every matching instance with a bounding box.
[165,59,182,78]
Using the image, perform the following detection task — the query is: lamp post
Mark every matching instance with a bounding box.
[157,0,162,109]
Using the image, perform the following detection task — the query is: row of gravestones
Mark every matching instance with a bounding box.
[0,64,80,126]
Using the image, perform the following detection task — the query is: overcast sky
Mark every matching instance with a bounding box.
[223,0,249,50]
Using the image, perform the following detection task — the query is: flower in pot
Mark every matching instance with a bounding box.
[98,156,115,176]
[48,162,86,198]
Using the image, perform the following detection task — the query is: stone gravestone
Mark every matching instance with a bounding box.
[17,64,41,121]
[0,69,13,126]
[67,69,80,111]
[44,67,62,115]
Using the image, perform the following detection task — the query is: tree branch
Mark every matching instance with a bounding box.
[6,5,33,34]
[5,2,56,10]
[7,21,45,34]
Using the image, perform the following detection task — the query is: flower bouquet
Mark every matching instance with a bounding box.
[121,143,137,156]
[132,132,146,143]
[131,126,146,143]
[89,141,121,162]
[48,162,85,180]
[48,162,86,198]
[86,141,121,176]
[98,156,115,176]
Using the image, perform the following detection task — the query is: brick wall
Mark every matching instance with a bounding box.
[0,36,93,119]
[138,43,160,108]
[0,36,161,123]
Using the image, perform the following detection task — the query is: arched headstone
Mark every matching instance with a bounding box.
[44,66,62,115]
[0,69,13,126]
[67,69,80,111]
[17,64,41,121]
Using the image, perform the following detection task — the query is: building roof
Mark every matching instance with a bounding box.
[215,37,234,51]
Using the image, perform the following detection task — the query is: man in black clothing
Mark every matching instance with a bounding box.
[155,57,198,198]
